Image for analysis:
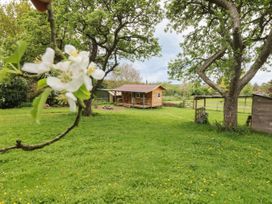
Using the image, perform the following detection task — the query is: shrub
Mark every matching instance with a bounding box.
[0,76,28,109]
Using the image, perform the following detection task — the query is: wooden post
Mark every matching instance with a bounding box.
[204,98,206,109]
[114,91,116,105]
[121,92,124,106]
[143,93,145,108]
[131,92,133,108]
[251,95,255,128]
[244,97,247,113]
[194,98,198,122]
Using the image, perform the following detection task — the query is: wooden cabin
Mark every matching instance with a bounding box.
[251,94,272,134]
[108,90,122,103]
[112,84,165,108]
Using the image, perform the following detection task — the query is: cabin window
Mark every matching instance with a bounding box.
[135,93,141,98]
[158,93,161,97]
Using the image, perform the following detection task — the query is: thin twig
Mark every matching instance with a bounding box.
[0,106,82,154]
[47,3,65,60]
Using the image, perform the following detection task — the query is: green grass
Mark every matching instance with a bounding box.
[0,107,272,203]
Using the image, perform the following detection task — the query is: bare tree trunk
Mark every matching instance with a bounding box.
[223,95,238,129]
[83,91,95,116]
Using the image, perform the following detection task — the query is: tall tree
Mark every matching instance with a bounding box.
[109,64,142,82]
[0,1,51,62]
[53,0,162,116]
[167,0,272,129]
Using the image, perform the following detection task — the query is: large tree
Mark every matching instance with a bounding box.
[167,0,272,129]
[109,63,142,82]
[0,1,51,62]
[52,0,162,116]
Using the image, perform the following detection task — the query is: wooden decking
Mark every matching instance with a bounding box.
[116,103,152,108]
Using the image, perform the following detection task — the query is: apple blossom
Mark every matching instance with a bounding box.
[22,48,55,74]
[21,45,105,112]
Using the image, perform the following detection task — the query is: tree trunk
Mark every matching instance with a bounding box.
[83,91,95,116]
[223,95,239,129]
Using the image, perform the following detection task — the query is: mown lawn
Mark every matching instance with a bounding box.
[0,107,272,203]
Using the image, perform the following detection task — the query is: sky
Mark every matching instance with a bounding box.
[121,19,183,83]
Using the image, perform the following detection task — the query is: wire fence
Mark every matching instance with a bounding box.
[163,97,252,114]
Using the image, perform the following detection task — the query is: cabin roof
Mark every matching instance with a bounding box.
[113,84,165,93]
[253,94,272,100]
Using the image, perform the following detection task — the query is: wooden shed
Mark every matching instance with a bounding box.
[112,84,165,108]
[251,94,272,134]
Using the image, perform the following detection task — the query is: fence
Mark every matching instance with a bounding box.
[163,96,252,114]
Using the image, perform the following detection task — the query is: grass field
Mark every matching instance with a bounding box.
[0,107,272,203]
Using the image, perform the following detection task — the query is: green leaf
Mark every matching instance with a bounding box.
[31,88,52,124]
[73,84,90,101]
[0,68,10,82]
[5,41,27,65]
[37,78,47,90]
[73,84,90,108]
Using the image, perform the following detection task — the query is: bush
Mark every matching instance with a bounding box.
[0,76,28,109]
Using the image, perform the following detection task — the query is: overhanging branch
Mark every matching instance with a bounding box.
[239,28,272,89]
[196,49,227,96]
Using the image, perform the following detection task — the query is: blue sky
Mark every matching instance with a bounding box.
[129,20,272,85]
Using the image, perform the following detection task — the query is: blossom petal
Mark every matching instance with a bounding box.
[38,63,51,74]
[53,61,71,72]
[83,75,93,91]
[68,55,82,63]
[78,51,90,69]
[66,77,83,92]
[42,48,55,65]
[88,62,97,69]
[64,45,77,55]
[22,63,40,74]
[65,92,77,112]
[47,77,66,91]
[92,68,105,80]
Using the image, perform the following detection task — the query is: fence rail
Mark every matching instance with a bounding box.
[163,97,252,114]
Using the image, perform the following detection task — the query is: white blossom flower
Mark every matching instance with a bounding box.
[65,92,77,112]
[23,44,104,112]
[47,61,83,92]
[22,48,55,74]
[64,45,89,64]
[87,62,105,80]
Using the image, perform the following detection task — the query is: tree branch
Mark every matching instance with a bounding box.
[196,49,227,96]
[209,0,243,50]
[239,27,272,89]
[47,3,65,60]
[105,50,119,76]
[89,38,98,62]
[0,106,82,154]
